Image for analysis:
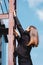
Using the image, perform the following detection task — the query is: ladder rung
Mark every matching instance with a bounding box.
[0,14,9,19]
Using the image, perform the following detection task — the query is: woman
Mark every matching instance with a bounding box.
[13,11,39,65]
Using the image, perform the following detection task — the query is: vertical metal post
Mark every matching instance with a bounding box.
[8,0,14,65]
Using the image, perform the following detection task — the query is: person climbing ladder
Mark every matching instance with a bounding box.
[13,11,39,65]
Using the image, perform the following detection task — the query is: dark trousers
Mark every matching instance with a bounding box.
[18,58,33,65]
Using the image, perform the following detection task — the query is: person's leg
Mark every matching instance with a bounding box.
[13,56,16,65]
[18,58,33,65]
[13,49,18,65]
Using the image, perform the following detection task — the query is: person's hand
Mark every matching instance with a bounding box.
[13,29,18,37]
[14,11,16,17]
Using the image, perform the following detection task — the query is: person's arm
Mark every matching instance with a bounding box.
[14,11,24,35]
[13,29,20,41]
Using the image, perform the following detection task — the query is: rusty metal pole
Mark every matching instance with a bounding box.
[8,0,14,65]
[0,14,8,19]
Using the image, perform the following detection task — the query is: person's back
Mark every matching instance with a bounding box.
[14,30,33,65]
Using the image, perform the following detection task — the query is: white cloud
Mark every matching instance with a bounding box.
[36,10,43,21]
[24,0,43,7]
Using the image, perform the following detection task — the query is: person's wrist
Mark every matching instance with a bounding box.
[14,11,16,17]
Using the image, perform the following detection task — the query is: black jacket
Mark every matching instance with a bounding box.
[14,17,32,59]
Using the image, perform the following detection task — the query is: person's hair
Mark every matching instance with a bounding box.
[29,25,39,47]
[29,25,37,30]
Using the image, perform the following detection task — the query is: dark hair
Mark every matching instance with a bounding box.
[29,25,37,30]
[29,25,39,47]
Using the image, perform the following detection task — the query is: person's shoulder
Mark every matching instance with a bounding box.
[24,30,30,35]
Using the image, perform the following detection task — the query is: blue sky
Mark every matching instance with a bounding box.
[0,0,8,13]
[0,0,43,65]
[17,0,43,65]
